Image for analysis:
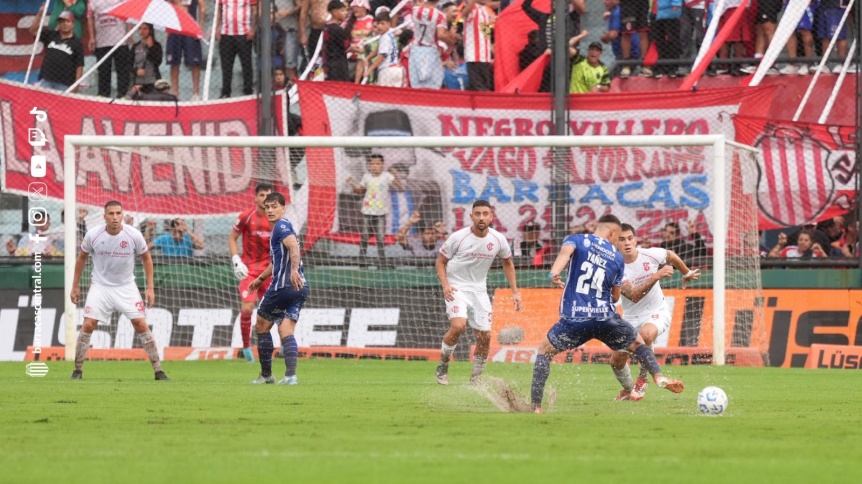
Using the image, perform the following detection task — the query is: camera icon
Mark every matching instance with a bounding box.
[29,207,48,227]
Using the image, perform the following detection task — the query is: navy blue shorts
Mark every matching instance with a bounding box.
[546,313,638,352]
[258,285,309,325]
[817,7,848,41]
[166,34,202,66]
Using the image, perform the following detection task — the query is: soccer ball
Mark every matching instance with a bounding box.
[697,386,728,415]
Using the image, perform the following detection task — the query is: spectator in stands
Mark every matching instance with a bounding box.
[88,0,133,98]
[127,79,179,102]
[29,8,84,92]
[367,11,405,86]
[261,5,288,81]
[517,221,544,257]
[659,221,706,264]
[778,2,815,75]
[345,153,404,265]
[273,0,301,81]
[619,0,651,77]
[129,23,162,95]
[716,0,752,75]
[396,212,443,256]
[679,0,704,70]
[409,0,460,89]
[48,0,87,39]
[273,67,287,89]
[652,0,682,78]
[602,0,640,77]
[166,0,204,100]
[769,230,826,258]
[347,0,375,83]
[217,0,257,98]
[746,0,780,74]
[817,0,850,74]
[300,0,331,62]
[841,220,858,257]
[519,30,543,71]
[323,0,353,82]
[432,219,449,239]
[523,0,585,90]
[462,0,494,91]
[7,213,63,257]
[569,36,611,94]
[149,218,205,256]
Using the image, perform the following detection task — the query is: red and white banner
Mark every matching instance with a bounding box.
[733,115,857,229]
[0,80,290,215]
[296,81,775,249]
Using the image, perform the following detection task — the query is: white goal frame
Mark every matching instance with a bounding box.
[63,134,757,365]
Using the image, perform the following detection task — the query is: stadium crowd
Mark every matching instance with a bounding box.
[27,0,857,98]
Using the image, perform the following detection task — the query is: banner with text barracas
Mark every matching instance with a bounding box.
[0,80,291,215]
[295,81,775,250]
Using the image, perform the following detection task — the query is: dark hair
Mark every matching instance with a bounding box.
[170,218,185,229]
[375,12,391,22]
[255,182,273,194]
[472,200,492,210]
[620,223,635,234]
[597,214,621,227]
[390,163,409,174]
[367,153,384,163]
[264,192,286,207]
[327,0,345,11]
[665,222,679,231]
[398,29,413,48]
[104,200,122,211]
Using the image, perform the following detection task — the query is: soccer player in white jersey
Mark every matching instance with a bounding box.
[69,201,169,380]
[611,223,700,400]
[435,199,522,385]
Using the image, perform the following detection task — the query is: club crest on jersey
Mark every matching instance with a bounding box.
[643,262,650,271]
[486,243,494,251]
[583,238,591,247]
[120,241,128,249]
[452,306,459,313]
[84,306,91,314]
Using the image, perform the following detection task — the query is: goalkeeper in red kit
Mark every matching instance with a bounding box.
[228,183,274,362]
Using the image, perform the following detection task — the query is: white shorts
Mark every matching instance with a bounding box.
[445,290,493,332]
[83,282,146,323]
[624,304,671,337]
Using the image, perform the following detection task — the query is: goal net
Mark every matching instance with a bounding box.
[64,135,765,366]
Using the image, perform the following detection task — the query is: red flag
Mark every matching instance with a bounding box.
[679,1,750,91]
[500,52,551,93]
[494,0,551,91]
[643,42,658,67]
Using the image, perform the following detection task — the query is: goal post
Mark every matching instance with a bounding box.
[63,134,763,366]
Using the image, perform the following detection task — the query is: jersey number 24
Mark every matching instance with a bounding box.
[575,261,605,298]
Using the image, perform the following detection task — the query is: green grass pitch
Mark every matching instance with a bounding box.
[2,359,861,483]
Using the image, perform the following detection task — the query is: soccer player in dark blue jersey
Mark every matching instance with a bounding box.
[529,214,684,413]
[246,192,309,385]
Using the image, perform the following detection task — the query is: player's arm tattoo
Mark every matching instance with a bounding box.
[621,276,660,303]
[284,235,301,271]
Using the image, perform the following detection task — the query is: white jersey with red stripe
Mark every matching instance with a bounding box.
[620,247,669,319]
[220,0,258,36]
[439,226,512,292]
[80,224,149,287]
[464,6,492,63]
[411,5,447,47]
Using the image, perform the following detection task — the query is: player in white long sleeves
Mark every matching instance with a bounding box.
[435,199,522,385]
[611,223,700,400]
[69,201,169,381]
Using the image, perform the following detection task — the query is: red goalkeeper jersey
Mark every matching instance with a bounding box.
[232,207,273,276]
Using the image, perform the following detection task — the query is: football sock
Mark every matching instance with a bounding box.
[138,331,162,372]
[638,362,649,381]
[258,332,274,378]
[74,331,92,371]
[471,355,487,378]
[613,364,634,391]
[635,344,662,377]
[240,312,252,349]
[440,343,456,364]
[531,354,552,405]
[281,335,298,377]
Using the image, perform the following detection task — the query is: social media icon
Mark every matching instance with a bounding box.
[27,182,47,201]
[30,155,46,177]
[29,207,48,227]
[28,128,47,147]
[30,107,48,122]
[26,362,49,378]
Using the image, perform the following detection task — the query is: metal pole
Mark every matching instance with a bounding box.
[551,0,570,247]
[857,3,862,269]
[260,0,273,138]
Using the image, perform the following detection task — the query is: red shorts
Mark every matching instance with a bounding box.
[719,8,754,43]
[239,274,272,303]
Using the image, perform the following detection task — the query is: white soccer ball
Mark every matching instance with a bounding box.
[697,386,728,416]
